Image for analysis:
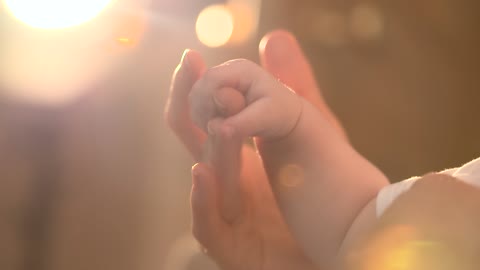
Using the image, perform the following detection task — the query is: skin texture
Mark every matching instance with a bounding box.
[189,55,389,268]
[165,30,345,270]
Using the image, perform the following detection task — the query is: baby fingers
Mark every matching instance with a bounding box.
[189,59,262,131]
[190,58,303,140]
[214,87,246,117]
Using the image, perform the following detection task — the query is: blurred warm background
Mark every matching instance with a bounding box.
[0,0,479,269]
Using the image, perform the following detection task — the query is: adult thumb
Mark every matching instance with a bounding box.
[259,30,347,139]
[260,30,321,104]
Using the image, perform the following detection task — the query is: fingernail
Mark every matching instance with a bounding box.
[180,49,190,69]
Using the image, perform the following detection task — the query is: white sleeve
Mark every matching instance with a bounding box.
[438,167,458,176]
[452,157,480,188]
[376,156,480,218]
[375,176,421,217]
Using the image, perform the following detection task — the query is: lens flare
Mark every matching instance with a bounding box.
[196,4,234,48]
[346,225,458,270]
[3,0,113,29]
[0,0,148,105]
[228,0,261,45]
[278,164,304,188]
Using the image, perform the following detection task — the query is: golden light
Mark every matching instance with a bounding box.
[0,0,148,105]
[228,0,262,45]
[346,225,458,270]
[278,164,304,188]
[3,0,114,29]
[196,4,234,48]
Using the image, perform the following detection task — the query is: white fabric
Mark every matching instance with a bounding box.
[376,156,480,217]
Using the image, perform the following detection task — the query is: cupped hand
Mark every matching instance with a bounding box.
[165,30,345,270]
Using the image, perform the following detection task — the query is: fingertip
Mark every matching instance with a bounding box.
[192,162,213,182]
[191,163,201,191]
[184,49,201,61]
[185,49,207,79]
[259,30,296,52]
[175,49,206,82]
[171,49,199,94]
[191,163,215,213]
[260,29,298,66]
[173,49,191,79]
[192,162,202,180]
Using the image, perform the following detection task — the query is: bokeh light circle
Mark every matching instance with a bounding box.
[3,0,113,29]
[196,4,234,48]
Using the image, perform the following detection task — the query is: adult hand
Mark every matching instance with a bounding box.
[165,30,345,270]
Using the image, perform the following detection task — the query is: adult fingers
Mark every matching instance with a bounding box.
[191,163,227,253]
[259,30,347,139]
[165,49,208,161]
[209,124,245,223]
[200,87,246,223]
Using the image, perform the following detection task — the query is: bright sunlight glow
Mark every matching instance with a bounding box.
[196,4,234,48]
[3,0,114,29]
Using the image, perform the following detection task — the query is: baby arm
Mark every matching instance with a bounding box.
[190,59,389,269]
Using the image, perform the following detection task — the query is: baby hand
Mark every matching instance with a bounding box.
[189,59,303,140]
